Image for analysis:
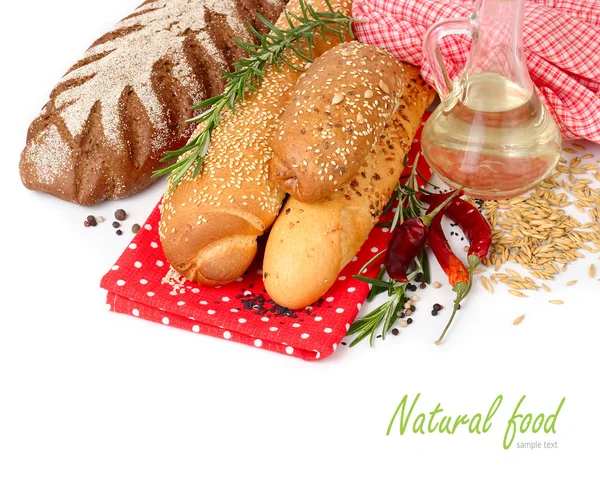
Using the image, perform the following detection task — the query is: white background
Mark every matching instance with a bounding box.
[1,2,599,487]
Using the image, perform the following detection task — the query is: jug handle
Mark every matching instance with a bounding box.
[422,15,476,109]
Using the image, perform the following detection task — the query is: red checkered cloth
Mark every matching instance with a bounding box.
[352,0,600,142]
[100,121,430,361]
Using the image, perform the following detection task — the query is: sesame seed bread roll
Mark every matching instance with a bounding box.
[263,65,434,309]
[159,0,352,286]
[269,41,406,203]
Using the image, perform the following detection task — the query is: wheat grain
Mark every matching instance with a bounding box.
[473,149,599,309]
[513,315,525,325]
[481,276,494,294]
[509,290,528,298]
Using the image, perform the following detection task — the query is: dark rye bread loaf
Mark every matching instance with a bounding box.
[19,0,286,206]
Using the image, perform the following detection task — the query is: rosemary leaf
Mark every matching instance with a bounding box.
[356,249,386,276]
[367,267,387,302]
[420,249,431,285]
[352,275,395,288]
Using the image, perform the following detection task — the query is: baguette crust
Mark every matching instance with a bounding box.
[263,65,434,309]
[19,0,286,205]
[270,41,406,203]
[159,0,353,286]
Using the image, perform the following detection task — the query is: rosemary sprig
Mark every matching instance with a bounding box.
[153,0,359,190]
[346,155,431,347]
[347,288,405,347]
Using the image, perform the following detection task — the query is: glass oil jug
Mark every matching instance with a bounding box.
[421,0,562,199]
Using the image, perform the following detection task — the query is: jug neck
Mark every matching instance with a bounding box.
[465,0,532,95]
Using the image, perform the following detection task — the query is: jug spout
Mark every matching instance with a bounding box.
[465,0,533,98]
[422,0,533,109]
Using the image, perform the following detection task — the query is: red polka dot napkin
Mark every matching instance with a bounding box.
[101,123,430,360]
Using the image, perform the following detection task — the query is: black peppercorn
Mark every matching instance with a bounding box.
[132,224,141,234]
[433,303,442,311]
[114,209,127,221]
[116,230,123,236]
[410,305,416,312]
[406,318,413,325]
[419,283,427,289]
[112,221,120,229]
[392,328,399,336]
[431,310,438,316]
[86,215,96,224]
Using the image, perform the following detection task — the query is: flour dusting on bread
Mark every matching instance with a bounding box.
[56,0,250,148]
[26,126,70,186]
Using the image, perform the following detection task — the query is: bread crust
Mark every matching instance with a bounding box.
[160,0,353,286]
[19,0,286,205]
[269,41,406,203]
[263,64,435,309]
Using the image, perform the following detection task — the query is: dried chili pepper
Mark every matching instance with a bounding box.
[422,191,493,344]
[421,193,492,271]
[385,189,461,282]
[428,214,470,288]
[427,210,470,345]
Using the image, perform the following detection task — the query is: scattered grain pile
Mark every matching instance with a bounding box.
[479,143,600,293]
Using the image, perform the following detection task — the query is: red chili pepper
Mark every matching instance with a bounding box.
[385,219,429,282]
[385,189,461,282]
[428,214,470,287]
[421,193,492,270]
[426,208,470,345]
[422,191,493,344]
